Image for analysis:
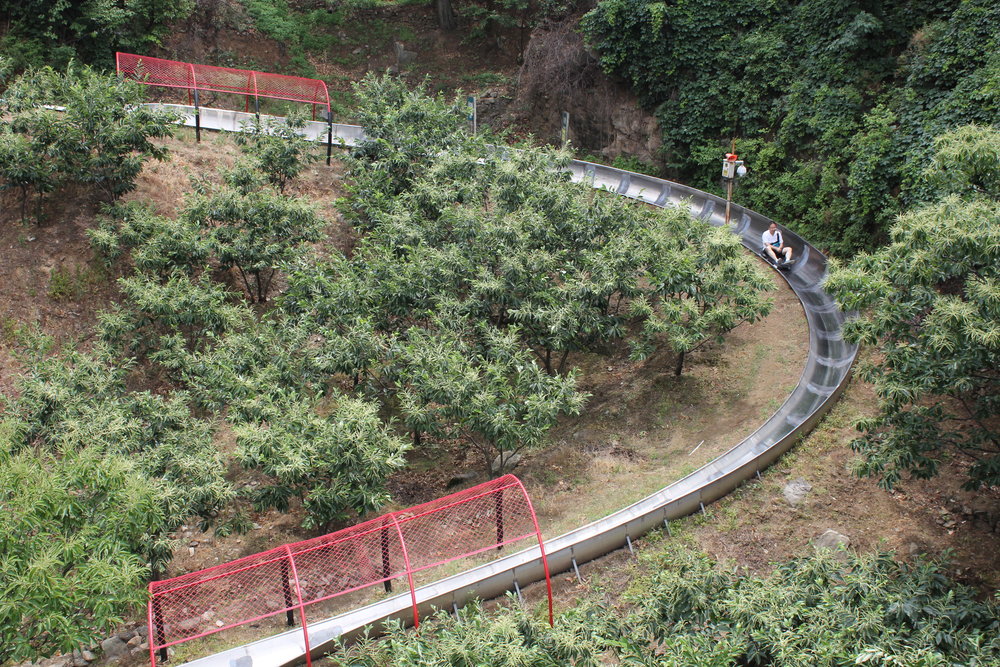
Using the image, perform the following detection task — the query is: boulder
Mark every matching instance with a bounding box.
[100,636,129,659]
[40,655,72,667]
[782,477,812,506]
[491,452,522,475]
[814,529,851,551]
[446,471,477,488]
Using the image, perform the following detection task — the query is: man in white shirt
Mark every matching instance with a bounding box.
[761,222,793,265]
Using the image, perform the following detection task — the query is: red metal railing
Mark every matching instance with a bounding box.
[147,475,552,667]
[116,52,330,116]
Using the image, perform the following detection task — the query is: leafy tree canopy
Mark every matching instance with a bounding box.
[582,0,1000,254]
[0,0,194,70]
[234,113,319,193]
[826,124,1000,489]
[0,64,177,206]
[0,343,232,660]
[390,322,587,475]
[182,171,325,302]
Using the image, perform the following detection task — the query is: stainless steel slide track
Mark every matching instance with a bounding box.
[153,105,857,667]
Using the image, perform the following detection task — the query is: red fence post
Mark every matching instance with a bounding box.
[147,583,158,667]
[388,512,420,628]
[511,476,554,626]
[284,546,312,667]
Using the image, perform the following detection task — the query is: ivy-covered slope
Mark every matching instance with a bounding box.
[581,0,1000,254]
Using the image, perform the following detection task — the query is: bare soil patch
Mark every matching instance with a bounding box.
[687,367,1000,592]
[0,185,117,398]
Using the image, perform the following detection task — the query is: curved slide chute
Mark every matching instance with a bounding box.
[149,106,857,667]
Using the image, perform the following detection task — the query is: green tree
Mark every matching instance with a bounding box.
[0,128,57,222]
[182,170,325,302]
[2,64,178,202]
[98,271,245,357]
[391,323,587,476]
[630,211,774,375]
[825,125,1000,489]
[88,201,210,278]
[580,0,997,253]
[233,392,409,529]
[0,344,233,660]
[6,347,233,538]
[0,445,154,662]
[234,113,319,193]
[345,73,471,223]
[0,0,194,69]
[335,549,1000,666]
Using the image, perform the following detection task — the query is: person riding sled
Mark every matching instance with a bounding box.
[761,222,793,266]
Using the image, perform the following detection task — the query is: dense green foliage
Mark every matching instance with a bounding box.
[184,167,325,302]
[582,0,1000,254]
[0,65,176,212]
[285,74,771,470]
[91,191,405,532]
[0,344,232,661]
[0,0,194,70]
[1,62,389,655]
[391,324,586,475]
[0,447,155,661]
[239,0,350,76]
[0,65,857,660]
[335,548,1000,666]
[234,114,320,193]
[826,125,1000,489]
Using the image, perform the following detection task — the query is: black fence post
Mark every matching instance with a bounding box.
[495,490,504,552]
[281,557,295,626]
[382,519,392,593]
[151,594,169,663]
[193,89,201,143]
[326,111,333,166]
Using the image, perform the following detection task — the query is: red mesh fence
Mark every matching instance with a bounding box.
[147,475,551,667]
[116,52,330,112]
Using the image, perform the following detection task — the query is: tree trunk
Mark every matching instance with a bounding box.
[557,349,570,375]
[437,0,456,30]
[674,349,686,376]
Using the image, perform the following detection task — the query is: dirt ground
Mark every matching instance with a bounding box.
[688,369,1000,593]
[0,127,347,398]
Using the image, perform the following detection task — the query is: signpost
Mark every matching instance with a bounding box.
[721,141,747,226]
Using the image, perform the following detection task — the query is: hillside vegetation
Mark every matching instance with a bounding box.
[0,67,775,660]
[1,1,999,664]
[582,0,1000,253]
[335,548,1000,665]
